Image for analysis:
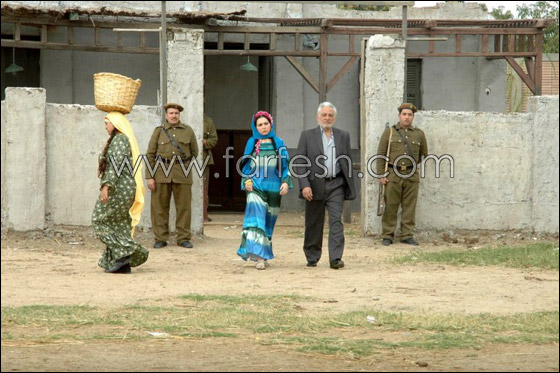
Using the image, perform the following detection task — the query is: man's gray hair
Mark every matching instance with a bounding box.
[317,101,337,116]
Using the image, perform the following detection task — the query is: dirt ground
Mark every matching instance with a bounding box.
[1,212,559,372]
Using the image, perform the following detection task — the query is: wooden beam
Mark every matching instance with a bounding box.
[319,33,328,102]
[270,33,277,51]
[140,31,146,48]
[284,56,319,93]
[0,39,159,54]
[508,34,515,53]
[295,33,301,51]
[41,25,47,43]
[327,56,358,92]
[407,51,537,58]
[14,22,21,41]
[481,34,488,53]
[524,57,535,81]
[494,35,501,53]
[244,32,249,50]
[217,32,224,50]
[205,49,319,56]
[505,56,536,94]
[455,35,461,54]
[68,26,74,45]
[534,32,543,95]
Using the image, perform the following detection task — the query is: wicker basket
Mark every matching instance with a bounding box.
[93,72,142,114]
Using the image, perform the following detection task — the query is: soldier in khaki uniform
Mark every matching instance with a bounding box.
[376,103,428,246]
[202,115,218,222]
[146,103,199,249]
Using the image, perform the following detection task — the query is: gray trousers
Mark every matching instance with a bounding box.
[303,177,345,264]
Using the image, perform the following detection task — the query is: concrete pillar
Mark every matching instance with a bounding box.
[361,35,405,236]
[4,88,47,230]
[167,28,204,235]
[528,96,560,233]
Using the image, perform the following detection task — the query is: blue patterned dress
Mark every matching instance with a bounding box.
[237,141,292,261]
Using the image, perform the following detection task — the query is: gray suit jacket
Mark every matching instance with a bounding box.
[294,126,356,201]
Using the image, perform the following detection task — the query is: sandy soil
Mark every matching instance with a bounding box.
[1,213,559,371]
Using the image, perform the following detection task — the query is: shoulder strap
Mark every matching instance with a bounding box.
[161,126,188,159]
[393,125,414,159]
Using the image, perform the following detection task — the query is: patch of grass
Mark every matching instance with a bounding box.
[2,297,558,358]
[391,242,559,270]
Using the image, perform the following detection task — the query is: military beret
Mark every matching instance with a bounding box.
[163,103,184,112]
[398,103,418,113]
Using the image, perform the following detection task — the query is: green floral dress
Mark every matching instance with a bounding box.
[92,133,149,270]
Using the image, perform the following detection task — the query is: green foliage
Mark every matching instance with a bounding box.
[392,242,559,270]
[518,1,559,53]
[491,6,514,19]
[2,300,558,357]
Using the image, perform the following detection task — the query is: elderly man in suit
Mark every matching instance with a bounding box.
[293,102,356,269]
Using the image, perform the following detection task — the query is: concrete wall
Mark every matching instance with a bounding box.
[361,35,560,235]
[2,88,47,230]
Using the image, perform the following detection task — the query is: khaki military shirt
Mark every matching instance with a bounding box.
[203,115,218,166]
[146,121,199,184]
[376,123,428,182]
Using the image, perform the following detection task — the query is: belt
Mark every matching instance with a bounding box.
[325,174,339,182]
[158,157,184,164]
[389,164,413,172]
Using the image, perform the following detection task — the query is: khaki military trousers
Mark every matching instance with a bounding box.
[382,178,419,241]
[151,182,192,243]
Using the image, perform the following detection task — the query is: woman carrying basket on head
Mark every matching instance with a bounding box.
[237,111,292,270]
[92,112,149,273]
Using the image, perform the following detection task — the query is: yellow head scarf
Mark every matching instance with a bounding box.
[105,112,145,237]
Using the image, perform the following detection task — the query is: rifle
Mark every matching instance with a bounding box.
[377,123,393,217]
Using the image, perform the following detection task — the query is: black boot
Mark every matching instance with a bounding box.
[105,256,131,273]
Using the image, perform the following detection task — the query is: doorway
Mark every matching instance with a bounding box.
[204,51,272,212]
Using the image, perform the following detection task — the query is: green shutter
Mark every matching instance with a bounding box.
[406,59,422,109]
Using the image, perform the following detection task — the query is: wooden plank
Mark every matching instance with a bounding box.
[328,52,361,57]
[15,22,21,41]
[508,34,515,53]
[328,27,539,35]
[528,35,534,52]
[494,34,501,53]
[481,34,488,53]
[204,50,320,56]
[68,26,74,45]
[270,33,277,50]
[429,37,435,53]
[327,56,358,92]
[244,32,250,50]
[284,56,319,93]
[454,34,461,53]
[407,52,537,58]
[319,33,328,102]
[218,32,224,50]
[505,56,536,94]
[535,33,543,95]
[525,57,535,81]
[0,39,159,54]
[41,25,47,43]
[518,35,525,52]
[349,34,354,55]
[140,31,146,48]
[295,32,301,51]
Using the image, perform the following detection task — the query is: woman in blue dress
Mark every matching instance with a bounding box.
[237,111,292,270]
